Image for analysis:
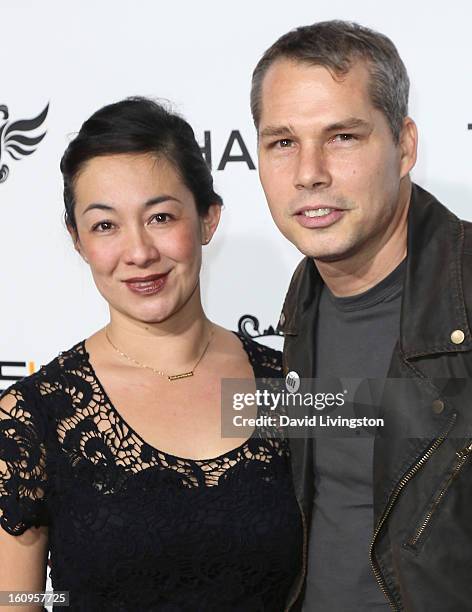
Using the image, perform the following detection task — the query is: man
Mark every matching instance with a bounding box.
[251,20,472,612]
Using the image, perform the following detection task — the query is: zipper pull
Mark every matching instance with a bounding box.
[456,440,472,460]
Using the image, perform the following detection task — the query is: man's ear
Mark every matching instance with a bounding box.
[66,224,89,263]
[200,203,222,245]
[399,116,418,179]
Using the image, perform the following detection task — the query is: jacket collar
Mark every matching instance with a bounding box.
[400,183,472,357]
[277,256,320,336]
[277,183,472,358]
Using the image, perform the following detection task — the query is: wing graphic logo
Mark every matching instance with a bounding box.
[0,103,49,184]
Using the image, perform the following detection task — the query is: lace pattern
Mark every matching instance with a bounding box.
[0,333,302,611]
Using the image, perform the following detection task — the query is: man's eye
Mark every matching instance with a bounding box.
[92,221,114,232]
[333,134,356,142]
[150,213,172,224]
[277,139,293,148]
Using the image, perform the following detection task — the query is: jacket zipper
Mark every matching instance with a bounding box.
[369,412,458,611]
[285,496,308,611]
[407,437,472,547]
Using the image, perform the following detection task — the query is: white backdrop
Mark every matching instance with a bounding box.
[1,0,472,376]
[1,0,472,602]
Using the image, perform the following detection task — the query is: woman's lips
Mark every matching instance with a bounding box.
[124,272,169,295]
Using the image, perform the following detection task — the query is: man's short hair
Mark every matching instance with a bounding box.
[251,20,410,143]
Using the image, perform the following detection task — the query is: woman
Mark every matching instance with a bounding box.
[0,97,303,611]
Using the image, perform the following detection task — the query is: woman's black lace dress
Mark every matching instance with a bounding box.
[0,333,303,611]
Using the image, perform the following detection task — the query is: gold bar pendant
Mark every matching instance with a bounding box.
[168,371,194,381]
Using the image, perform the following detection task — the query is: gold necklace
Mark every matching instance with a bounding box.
[104,325,214,381]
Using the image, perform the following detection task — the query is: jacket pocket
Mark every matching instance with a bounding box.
[404,439,472,552]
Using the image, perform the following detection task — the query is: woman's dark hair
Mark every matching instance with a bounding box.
[60,96,223,232]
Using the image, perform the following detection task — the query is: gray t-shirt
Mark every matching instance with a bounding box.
[304,260,405,612]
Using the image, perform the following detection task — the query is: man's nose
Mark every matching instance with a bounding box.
[293,144,332,190]
[122,227,160,266]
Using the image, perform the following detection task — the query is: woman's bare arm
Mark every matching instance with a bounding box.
[0,390,49,611]
[0,523,48,593]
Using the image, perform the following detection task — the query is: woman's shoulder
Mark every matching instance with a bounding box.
[0,339,88,407]
[233,331,283,378]
[0,342,86,535]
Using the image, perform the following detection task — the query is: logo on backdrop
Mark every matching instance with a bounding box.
[238,314,283,339]
[0,103,49,184]
[0,359,37,393]
[200,130,256,171]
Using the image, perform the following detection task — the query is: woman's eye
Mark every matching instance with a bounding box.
[91,214,172,232]
[92,221,114,232]
[150,213,172,224]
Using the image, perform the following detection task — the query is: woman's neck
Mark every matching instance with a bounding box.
[104,290,212,372]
